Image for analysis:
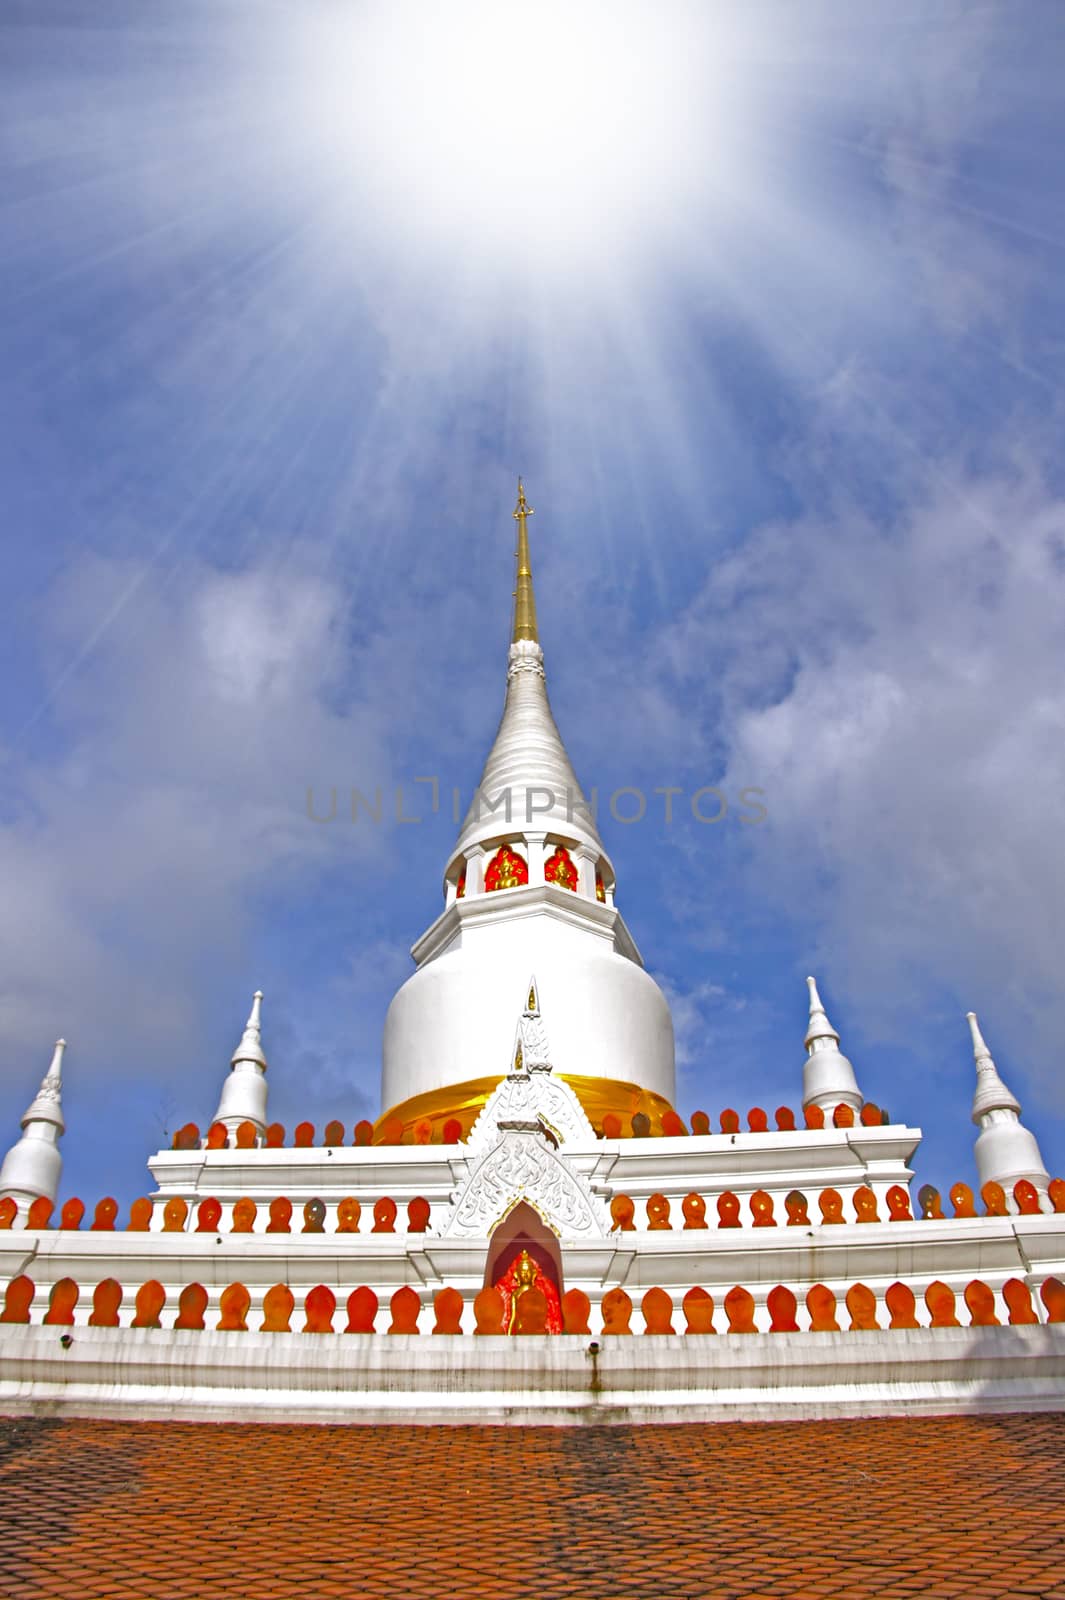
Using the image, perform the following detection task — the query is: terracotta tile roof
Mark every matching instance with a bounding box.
[2,1413,1065,1598]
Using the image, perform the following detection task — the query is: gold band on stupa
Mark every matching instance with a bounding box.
[374,1070,678,1144]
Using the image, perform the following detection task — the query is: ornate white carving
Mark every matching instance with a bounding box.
[464,977,596,1154]
[506,640,546,681]
[445,1129,606,1239]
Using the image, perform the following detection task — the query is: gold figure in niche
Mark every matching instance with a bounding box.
[507,1250,539,1332]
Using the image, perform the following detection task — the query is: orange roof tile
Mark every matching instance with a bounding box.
[2,1413,1065,1598]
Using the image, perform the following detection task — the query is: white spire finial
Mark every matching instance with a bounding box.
[231,989,267,1070]
[0,1037,68,1208]
[804,976,840,1049]
[967,1010,1049,1195]
[801,975,862,1112]
[211,989,269,1136]
[967,1010,1020,1119]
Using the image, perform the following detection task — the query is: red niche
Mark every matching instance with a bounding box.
[195,1198,222,1233]
[833,1103,855,1128]
[690,1111,711,1136]
[803,1104,825,1130]
[127,1197,153,1232]
[682,1287,716,1335]
[162,1197,188,1233]
[595,873,606,903]
[484,844,528,892]
[294,1121,314,1148]
[963,1280,1000,1327]
[1002,1278,1038,1326]
[336,1198,361,1234]
[231,1198,257,1233]
[774,1106,796,1131]
[561,1288,591,1335]
[918,1185,944,1219]
[174,1283,208,1331]
[747,1107,768,1133]
[767,1285,799,1333]
[472,1286,505,1335]
[265,1123,285,1148]
[723,1287,757,1334]
[432,1288,464,1335]
[661,1110,687,1137]
[0,1197,17,1229]
[91,1197,118,1231]
[132,1280,166,1330]
[806,1284,839,1332]
[1,1276,35,1323]
[261,1284,294,1333]
[345,1286,379,1333]
[388,1286,421,1334]
[59,1198,85,1230]
[323,1119,345,1147]
[43,1278,79,1326]
[845,1283,880,1330]
[235,1121,258,1149]
[885,1282,919,1329]
[89,1279,123,1327]
[641,1287,675,1334]
[609,1195,635,1232]
[818,1188,845,1225]
[924,1280,960,1328]
[303,1285,336,1333]
[442,1117,463,1145]
[205,1122,229,1150]
[373,1197,398,1233]
[267,1196,293,1233]
[217,1283,250,1332]
[719,1109,740,1134]
[407,1197,431,1233]
[172,1122,200,1151]
[601,1288,633,1335]
[543,844,578,891]
[455,869,466,899]
[27,1197,53,1229]
[1041,1277,1065,1323]
[354,1119,374,1147]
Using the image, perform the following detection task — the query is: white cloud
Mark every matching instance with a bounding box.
[667,456,1065,1110]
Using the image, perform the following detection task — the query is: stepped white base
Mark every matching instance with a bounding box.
[2,1324,1063,1426]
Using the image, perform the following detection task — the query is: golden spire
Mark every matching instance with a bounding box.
[511,478,539,643]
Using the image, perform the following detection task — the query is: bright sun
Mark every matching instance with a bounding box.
[272,1,752,278]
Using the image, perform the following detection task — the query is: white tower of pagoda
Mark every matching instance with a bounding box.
[0,1039,67,1212]
[968,1011,1050,1195]
[381,481,677,1139]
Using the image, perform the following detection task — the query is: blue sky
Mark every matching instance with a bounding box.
[1,2,1064,1206]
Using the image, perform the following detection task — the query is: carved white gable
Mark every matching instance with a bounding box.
[445,1128,606,1239]
[465,976,596,1155]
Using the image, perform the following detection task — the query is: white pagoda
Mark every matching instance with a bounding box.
[1,486,1063,1425]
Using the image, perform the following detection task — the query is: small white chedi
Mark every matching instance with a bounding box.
[0,485,1062,1426]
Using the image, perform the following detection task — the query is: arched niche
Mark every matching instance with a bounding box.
[482,1200,564,1297]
